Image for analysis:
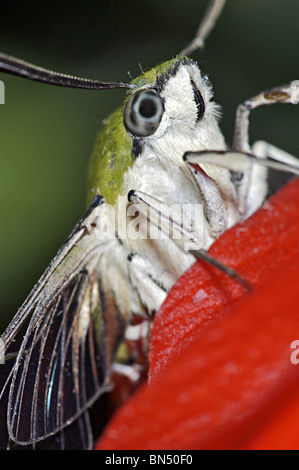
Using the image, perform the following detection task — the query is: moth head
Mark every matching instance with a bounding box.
[123,57,220,145]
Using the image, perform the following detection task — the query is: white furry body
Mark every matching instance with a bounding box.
[110,62,240,313]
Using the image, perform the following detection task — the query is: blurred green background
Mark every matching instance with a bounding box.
[0,0,298,331]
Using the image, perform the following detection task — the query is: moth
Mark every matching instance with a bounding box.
[0,0,298,450]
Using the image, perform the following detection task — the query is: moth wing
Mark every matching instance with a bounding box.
[6,411,93,450]
[1,196,129,446]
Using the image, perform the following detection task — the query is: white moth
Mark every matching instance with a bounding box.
[0,0,298,450]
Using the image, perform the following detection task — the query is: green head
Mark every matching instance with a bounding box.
[87,57,195,206]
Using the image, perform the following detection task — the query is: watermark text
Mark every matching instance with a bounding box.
[290,339,299,364]
[0,80,4,104]
[290,80,299,104]
[92,196,204,251]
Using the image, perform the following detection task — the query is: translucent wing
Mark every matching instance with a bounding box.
[0,196,129,447]
[7,412,93,450]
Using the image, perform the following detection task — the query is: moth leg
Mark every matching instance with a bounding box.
[233,82,297,152]
[185,147,267,219]
[184,160,228,239]
[252,140,299,167]
[127,252,169,314]
[125,190,205,311]
[239,139,299,217]
[127,190,250,290]
[237,153,268,219]
[127,189,205,250]
[251,140,299,200]
[232,82,298,217]
[184,150,299,219]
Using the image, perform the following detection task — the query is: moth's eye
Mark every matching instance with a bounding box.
[124,89,164,137]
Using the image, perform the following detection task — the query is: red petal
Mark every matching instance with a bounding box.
[150,178,299,380]
[96,179,299,450]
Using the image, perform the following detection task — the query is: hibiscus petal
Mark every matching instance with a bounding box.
[96,178,299,450]
[150,178,299,380]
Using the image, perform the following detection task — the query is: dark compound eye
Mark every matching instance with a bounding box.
[191,80,205,122]
[124,89,164,137]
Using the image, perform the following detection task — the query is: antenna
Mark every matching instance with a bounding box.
[180,0,226,56]
[0,52,133,90]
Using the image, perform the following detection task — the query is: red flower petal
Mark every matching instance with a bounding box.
[150,178,299,380]
[96,178,299,450]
